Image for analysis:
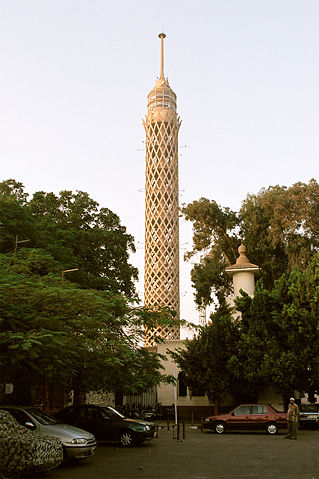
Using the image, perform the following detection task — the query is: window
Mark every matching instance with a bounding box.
[190,386,206,397]
[5,409,30,426]
[233,406,251,416]
[251,405,268,415]
[178,372,187,397]
[27,408,58,425]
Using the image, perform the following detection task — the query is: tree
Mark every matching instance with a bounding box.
[182,180,319,307]
[181,198,239,307]
[240,180,319,289]
[233,255,319,403]
[0,180,178,404]
[0,250,175,404]
[171,307,246,412]
[0,179,28,204]
[0,180,138,296]
[172,255,319,406]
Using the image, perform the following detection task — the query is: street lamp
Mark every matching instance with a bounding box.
[61,268,79,279]
[14,235,30,261]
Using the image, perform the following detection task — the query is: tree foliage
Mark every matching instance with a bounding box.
[174,255,319,405]
[0,179,138,296]
[171,307,244,405]
[240,179,319,289]
[0,179,177,402]
[183,180,319,307]
[181,198,239,307]
[0,250,175,398]
[233,255,319,398]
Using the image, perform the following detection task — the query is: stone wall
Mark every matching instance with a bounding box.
[85,391,115,406]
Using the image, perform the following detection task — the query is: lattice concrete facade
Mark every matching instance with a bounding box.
[143,33,181,346]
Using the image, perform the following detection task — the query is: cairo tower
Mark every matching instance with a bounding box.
[143,33,181,346]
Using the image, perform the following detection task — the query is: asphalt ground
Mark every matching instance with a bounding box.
[41,424,319,479]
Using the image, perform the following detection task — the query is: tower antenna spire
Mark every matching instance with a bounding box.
[158,32,166,80]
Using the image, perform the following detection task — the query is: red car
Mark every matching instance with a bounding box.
[203,404,287,435]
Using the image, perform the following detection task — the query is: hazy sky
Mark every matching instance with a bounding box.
[1,0,318,334]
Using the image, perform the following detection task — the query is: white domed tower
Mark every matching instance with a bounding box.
[225,244,260,301]
[143,33,181,346]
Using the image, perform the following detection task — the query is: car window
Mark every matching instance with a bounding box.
[4,409,31,426]
[59,407,74,419]
[69,407,88,420]
[105,407,125,419]
[73,407,90,419]
[63,407,89,420]
[251,405,268,415]
[26,408,60,425]
[233,406,251,416]
[87,407,104,421]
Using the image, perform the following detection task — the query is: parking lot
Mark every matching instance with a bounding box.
[42,424,319,479]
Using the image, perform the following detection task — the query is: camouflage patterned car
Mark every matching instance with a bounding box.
[0,409,63,479]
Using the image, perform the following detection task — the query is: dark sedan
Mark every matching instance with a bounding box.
[299,404,319,429]
[56,405,155,447]
[203,404,287,435]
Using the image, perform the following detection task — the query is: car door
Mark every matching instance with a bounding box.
[227,405,252,430]
[250,405,270,430]
[85,407,115,441]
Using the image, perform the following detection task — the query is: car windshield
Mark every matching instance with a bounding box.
[26,408,61,425]
[104,407,125,419]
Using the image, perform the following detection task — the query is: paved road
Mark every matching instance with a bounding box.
[43,425,319,479]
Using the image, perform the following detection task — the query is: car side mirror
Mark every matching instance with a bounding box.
[25,421,36,430]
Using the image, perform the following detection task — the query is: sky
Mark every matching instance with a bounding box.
[0,0,318,336]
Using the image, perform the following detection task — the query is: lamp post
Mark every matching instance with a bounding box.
[14,235,30,262]
[61,268,79,279]
[174,369,178,425]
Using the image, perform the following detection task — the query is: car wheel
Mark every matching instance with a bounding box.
[214,422,226,434]
[119,431,135,447]
[266,422,278,435]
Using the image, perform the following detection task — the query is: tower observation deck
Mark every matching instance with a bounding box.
[143,33,181,346]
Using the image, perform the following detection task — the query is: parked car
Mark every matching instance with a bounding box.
[0,409,63,479]
[299,404,319,429]
[0,406,96,460]
[203,404,287,435]
[56,404,156,447]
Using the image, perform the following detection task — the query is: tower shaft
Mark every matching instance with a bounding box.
[143,34,181,346]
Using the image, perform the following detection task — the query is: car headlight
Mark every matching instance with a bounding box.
[204,418,210,422]
[71,438,87,445]
[130,424,151,432]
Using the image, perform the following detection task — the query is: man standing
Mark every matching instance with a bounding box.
[285,397,300,439]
